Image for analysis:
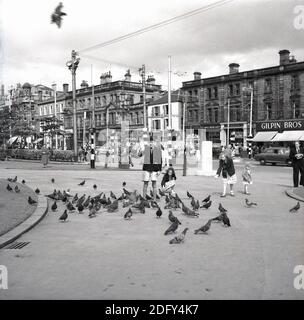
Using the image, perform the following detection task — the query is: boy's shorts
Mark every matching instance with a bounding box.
[143,171,158,182]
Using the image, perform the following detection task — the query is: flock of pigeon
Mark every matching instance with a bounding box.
[45,180,235,244]
[5,175,301,244]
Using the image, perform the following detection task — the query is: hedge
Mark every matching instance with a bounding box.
[5,149,75,162]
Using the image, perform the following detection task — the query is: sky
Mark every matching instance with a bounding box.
[1,0,304,92]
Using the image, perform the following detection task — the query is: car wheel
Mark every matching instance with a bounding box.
[271,162,276,166]
[260,159,266,165]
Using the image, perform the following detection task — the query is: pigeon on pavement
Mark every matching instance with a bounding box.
[194,220,212,234]
[14,185,20,193]
[187,191,193,199]
[164,222,179,235]
[35,188,40,194]
[78,180,85,186]
[219,203,227,213]
[201,200,212,209]
[7,184,13,192]
[245,198,258,207]
[28,196,37,205]
[202,195,211,203]
[124,208,133,219]
[168,210,181,225]
[59,209,68,222]
[169,228,189,244]
[290,202,300,213]
[51,201,58,212]
[156,207,162,218]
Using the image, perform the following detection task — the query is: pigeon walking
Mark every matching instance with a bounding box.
[289,202,300,213]
[168,210,181,225]
[78,180,85,186]
[93,184,97,190]
[201,200,212,209]
[35,188,40,194]
[14,185,20,193]
[156,207,162,218]
[51,201,58,212]
[51,178,55,183]
[7,184,13,192]
[164,222,179,235]
[22,180,26,184]
[194,220,212,234]
[124,208,133,220]
[122,181,126,187]
[219,203,227,213]
[77,203,84,214]
[28,196,37,205]
[245,198,257,208]
[169,228,189,244]
[110,191,117,199]
[107,200,118,212]
[59,209,68,222]
[202,195,211,203]
[187,191,193,199]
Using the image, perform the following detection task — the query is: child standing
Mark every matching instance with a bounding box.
[215,153,237,197]
[242,164,253,195]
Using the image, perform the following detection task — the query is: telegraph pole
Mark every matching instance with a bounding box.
[140,65,147,129]
[90,64,96,169]
[67,50,80,160]
[227,98,230,147]
[168,55,172,129]
[183,92,187,176]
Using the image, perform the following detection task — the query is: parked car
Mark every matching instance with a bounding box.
[254,147,292,166]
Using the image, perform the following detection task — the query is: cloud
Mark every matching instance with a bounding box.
[1,0,304,91]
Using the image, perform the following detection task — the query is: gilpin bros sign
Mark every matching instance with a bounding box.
[256,120,304,132]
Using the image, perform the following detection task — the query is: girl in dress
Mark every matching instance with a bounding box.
[215,153,237,197]
[242,164,253,195]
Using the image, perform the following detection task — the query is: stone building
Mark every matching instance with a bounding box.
[181,49,304,147]
[38,70,162,149]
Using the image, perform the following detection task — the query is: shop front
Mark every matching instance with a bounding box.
[220,122,248,147]
[252,119,304,145]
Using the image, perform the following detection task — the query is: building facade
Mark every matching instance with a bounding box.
[148,90,183,134]
[181,49,304,147]
[38,71,163,150]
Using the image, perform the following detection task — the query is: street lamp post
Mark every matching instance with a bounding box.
[227,98,230,147]
[66,50,80,161]
[243,86,254,158]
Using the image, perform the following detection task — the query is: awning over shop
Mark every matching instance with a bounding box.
[251,131,278,142]
[271,130,304,142]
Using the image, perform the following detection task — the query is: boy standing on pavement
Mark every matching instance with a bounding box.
[138,135,162,200]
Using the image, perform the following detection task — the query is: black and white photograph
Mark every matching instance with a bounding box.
[0,0,304,310]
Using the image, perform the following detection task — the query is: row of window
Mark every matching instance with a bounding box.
[64,111,144,128]
[151,105,169,117]
[40,103,64,116]
[152,118,169,130]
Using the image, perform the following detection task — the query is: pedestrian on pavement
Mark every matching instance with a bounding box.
[289,141,304,188]
[215,152,237,197]
[160,166,177,196]
[242,163,253,195]
[105,149,110,168]
[41,149,49,168]
[138,135,163,200]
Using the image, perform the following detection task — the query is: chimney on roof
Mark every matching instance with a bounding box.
[80,80,89,88]
[100,74,106,85]
[146,75,155,85]
[289,55,297,63]
[193,72,201,80]
[279,49,290,65]
[124,69,131,82]
[229,63,240,74]
[105,71,112,83]
[63,83,69,93]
